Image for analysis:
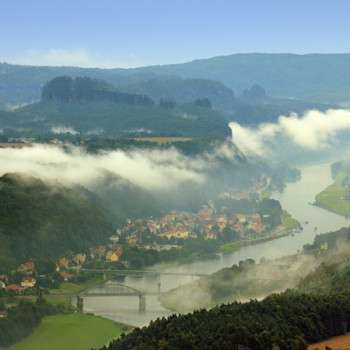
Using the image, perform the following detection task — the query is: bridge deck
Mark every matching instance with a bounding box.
[81,292,159,297]
[78,268,208,277]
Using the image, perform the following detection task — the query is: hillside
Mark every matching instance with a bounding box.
[0,173,113,268]
[102,291,350,350]
[100,227,350,350]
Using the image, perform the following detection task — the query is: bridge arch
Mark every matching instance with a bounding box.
[78,281,148,313]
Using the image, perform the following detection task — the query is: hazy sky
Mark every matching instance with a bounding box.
[1,0,349,68]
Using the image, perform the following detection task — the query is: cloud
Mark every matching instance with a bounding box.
[229,109,350,156]
[2,49,140,68]
[0,144,206,191]
[51,126,79,135]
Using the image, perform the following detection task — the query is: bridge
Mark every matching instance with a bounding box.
[76,281,161,313]
[69,269,209,314]
[78,268,209,278]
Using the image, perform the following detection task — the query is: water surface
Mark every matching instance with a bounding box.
[85,162,350,327]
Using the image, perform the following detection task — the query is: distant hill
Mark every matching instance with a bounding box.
[1,53,350,108]
[42,76,154,106]
[133,53,350,104]
[0,73,333,139]
[120,76,236,111]
[0,76,231,138]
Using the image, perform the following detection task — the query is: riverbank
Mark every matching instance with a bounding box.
[220,224,299,254]
[158,250,317,313]
[315,172,350,217]
[8,313,128,350]
[83,163,350,327]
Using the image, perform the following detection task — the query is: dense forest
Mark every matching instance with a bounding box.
[0,173,113,269]
[101,291,350,350]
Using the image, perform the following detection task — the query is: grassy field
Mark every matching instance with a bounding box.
[220,240,248,254]
[281,210,301,230]
[315,172,350,217]
[8,313,126,350]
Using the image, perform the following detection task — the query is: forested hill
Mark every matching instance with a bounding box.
[101,291,350,350]
[102,226,350,350]
[0,76,231,138]
[0,173,113,268]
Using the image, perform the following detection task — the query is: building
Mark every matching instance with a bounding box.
[59,271,74,282]
[17,261,35,275]
[74,253,87,266]
[106,246,123,262]
[57,257,69,270]
[21,277,36,289]
[5,284,25,294]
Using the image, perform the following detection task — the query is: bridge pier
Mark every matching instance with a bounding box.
[77,295,84,313]
[139,294,146,313]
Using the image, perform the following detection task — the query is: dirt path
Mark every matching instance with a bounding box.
[308,333,350,350]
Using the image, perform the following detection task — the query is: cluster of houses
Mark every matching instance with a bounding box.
[118,207,266,245]
[54,245,124,282]
[0,261,37,295]
[0,206,270,298]
[0,244,125,296]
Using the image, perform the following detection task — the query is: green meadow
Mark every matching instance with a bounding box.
[9,314,126,350]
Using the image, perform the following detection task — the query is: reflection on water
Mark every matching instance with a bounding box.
[86,162,350,327]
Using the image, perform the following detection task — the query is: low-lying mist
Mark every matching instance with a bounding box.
[0,144,207,191]
[229,108,350,160]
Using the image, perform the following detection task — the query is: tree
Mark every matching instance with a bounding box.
[221,226,238,243]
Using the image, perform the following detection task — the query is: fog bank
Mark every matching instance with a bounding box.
[229,109,350,156]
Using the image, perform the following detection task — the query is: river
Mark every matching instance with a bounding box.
[84,162,350,327]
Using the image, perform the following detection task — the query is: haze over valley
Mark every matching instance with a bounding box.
[3,1,350,350]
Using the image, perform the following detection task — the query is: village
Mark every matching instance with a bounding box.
[119,206,267,244]
[0,199,290,306]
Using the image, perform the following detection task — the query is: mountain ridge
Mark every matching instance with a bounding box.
[2,53,350,107]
